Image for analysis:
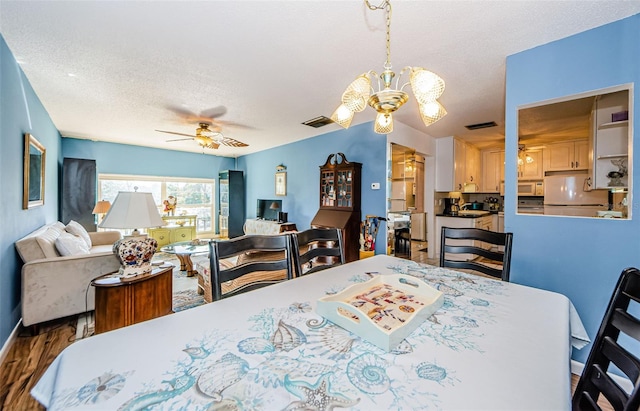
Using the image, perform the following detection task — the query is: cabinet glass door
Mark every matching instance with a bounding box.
[336,170,353,208]
[321,171,335,207]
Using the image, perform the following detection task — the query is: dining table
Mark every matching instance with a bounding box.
[31,254,589,410]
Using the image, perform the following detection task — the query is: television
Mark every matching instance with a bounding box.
[256,199,282,221]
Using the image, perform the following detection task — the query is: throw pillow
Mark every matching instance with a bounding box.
[35,227,63,258]
[65,220,92,248]
[55,232,90,256]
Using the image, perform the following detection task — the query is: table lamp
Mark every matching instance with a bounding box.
[270,201,280,221]
[92,200,111,225]
[99,189,166,277]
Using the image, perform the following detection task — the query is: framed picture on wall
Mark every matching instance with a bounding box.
[23,133,46,209]
[275,171,287,196]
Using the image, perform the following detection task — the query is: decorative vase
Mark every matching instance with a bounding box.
[113,237,158,278]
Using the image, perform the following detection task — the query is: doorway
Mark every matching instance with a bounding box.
[387,143,426,259]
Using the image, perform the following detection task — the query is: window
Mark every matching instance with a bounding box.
[98,174,215,235]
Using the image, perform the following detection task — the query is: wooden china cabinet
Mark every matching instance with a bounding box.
[311,153,362,262]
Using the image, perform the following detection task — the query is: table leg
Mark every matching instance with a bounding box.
[175,254,197,277]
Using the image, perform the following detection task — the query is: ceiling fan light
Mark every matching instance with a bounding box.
[374,112,393,134]
[341,75,371,112]
[410,68,445,104]
[331,104,355,129]
[419,100,447,126]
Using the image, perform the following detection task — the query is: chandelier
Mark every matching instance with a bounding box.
[518,144,534,166]
[331,0,446,134]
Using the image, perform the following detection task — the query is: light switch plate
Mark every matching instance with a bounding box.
[371,182,380,190]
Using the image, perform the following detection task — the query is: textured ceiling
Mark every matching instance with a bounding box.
[1,1,639,156]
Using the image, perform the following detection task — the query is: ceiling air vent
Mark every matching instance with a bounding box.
[302,116,334,128]
[465,121,497,130]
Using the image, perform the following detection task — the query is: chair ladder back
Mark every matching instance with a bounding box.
[293,228,345,277]
[573,267,640,411]
[439,227,513,281]
[208,234,294,301]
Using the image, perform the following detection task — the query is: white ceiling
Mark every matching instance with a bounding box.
[2,1,639,157]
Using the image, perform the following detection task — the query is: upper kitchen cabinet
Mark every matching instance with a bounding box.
[544,139,589,172]
[436,136,481,192]
[481,149,504,193]
[517,148,543,180]
[592,89,630,189]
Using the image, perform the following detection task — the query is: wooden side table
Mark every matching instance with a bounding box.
[92,265,173,334]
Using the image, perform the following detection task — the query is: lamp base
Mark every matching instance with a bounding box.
[113,236,158,278]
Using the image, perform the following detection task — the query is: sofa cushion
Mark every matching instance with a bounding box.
[55,232,90,256]
[66,220,92,248]
[35,227,63,258]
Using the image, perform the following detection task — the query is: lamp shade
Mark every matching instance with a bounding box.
[92,200,111,214]
[99,191,165,230]
[270,201,280,210]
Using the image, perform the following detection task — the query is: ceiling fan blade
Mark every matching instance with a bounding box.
[165,138,195,142]
[155,129,197,138]
[220,136,249,147]
[212,120,256,130]
[200,105,227,119]
[203,141,221,149]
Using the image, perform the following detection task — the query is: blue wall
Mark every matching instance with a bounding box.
[237,123,387,234]
[0,35,62,345]
[505,14,640,363]
[61,138,235,178]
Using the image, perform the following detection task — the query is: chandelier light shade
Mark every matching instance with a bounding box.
[331,0,446,134]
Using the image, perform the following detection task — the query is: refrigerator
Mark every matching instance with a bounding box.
[543,174,608,217]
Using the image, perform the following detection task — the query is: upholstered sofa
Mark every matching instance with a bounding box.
[15,221,122,328]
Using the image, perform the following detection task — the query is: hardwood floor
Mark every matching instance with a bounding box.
[0,241,612,410]
[0,316,77,410]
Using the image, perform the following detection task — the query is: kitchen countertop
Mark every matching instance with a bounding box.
[436,213,494,218]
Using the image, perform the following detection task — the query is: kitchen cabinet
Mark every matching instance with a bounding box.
[434,214,494,259]
[436,137,481,192]
[466,144,480,186]
[481,150,504,193]
[544,140,589,172]
[517,149,544,179]
[592,90,629,189]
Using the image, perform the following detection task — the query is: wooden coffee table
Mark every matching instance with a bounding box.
[160,240,210,276]
[91,265,174,334]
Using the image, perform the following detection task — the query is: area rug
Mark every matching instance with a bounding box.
[75,255,206,341]
[173,290,206,312]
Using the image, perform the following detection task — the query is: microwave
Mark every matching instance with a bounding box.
[518,181,544,196]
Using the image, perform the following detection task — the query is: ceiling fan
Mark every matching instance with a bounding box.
[156,123,249,150]
[166,105,254,130]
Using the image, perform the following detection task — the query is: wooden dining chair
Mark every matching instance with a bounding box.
[208,234,295,301]
[439,227,513,281]
[292,228,345,276]
[572,267,640,411]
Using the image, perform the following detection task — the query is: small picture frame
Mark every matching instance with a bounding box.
[275,171,287,196]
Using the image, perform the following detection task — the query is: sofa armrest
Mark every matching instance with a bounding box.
[21,252,121,326]
[89,231,122,246]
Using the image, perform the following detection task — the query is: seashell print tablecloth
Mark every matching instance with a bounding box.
[31,255,588,411]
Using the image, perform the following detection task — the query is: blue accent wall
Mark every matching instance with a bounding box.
[505,14,640,363]
[61,138,236,178]
[236,123,387,239]
[0,34,61,345]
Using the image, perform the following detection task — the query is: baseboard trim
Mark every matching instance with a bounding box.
[0,319,22,368]
[571,359,633,392]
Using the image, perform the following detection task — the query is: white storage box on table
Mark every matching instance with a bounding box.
[316,274,444,351]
